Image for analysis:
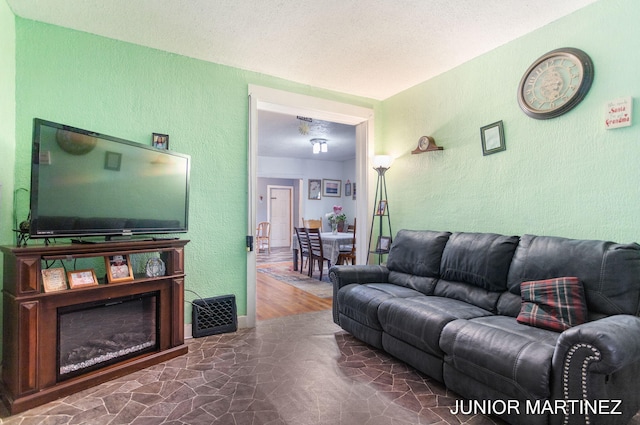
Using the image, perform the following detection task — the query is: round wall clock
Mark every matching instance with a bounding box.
[517,47,594,120]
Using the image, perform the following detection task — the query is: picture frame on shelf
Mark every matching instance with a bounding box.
[308,179,322,200]
[376,199,387,216]
[152,133,169,150]
[323,179,341,197]
[376,236,391,253]
[480,120,506,156]
[67,269,99,289]
[105,254,135,283]
[41,267,67,292]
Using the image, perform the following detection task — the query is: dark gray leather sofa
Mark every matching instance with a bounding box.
[330,230,640,425]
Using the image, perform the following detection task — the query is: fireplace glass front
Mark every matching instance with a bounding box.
[57,291,159,380]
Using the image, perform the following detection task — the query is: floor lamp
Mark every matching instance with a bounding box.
[368,155,393,265]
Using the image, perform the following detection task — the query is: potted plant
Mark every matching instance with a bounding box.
[326,205,347,234]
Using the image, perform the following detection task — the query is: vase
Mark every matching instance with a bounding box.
[331,222,338,234]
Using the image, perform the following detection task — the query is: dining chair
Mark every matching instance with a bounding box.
[338,218,356,265]
[256,221,271,253]
[305,227,331,280]
[302,217,323,231]
[294,227,311,275]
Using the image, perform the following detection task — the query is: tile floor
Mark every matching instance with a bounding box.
[1,310,510,425]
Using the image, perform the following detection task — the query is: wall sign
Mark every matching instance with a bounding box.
[604,97,632,129]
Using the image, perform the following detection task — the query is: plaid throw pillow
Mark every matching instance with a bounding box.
[517,277,587,332]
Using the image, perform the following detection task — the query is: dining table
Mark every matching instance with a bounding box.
[292,231,355,271]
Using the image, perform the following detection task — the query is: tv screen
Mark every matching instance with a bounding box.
[29,118,190,240]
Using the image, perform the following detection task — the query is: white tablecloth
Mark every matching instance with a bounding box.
[292,232,354,266]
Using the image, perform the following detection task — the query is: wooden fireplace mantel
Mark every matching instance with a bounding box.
[1,239,189,414]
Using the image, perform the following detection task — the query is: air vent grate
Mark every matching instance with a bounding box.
[192,295,237,338]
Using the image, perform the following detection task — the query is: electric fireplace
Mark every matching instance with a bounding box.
[1,239,189,414]
[58,292,159,380]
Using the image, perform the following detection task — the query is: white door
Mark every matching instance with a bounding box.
[268,185,292,247]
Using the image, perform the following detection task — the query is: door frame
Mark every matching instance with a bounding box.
[247,85,374,328]
[267,184,293,247]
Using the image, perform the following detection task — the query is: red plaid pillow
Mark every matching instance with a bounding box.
[517,277,587,332]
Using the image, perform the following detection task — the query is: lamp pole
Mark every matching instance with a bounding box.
[368,162,392,265]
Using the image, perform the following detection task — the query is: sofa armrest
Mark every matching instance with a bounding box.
[554,315,640,374]
[329,265,389,325]
[551,315,640,425]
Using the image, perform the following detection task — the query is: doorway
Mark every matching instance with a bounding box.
[246,85,374,328]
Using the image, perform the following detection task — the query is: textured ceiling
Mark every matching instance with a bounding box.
[7,0,598,101]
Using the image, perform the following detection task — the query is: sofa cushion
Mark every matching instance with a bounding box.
[337,283,423,331]
[440,315,559,400]
[378,296,493,357]
[386,230,451,279]
[507,234,640,316]
[517,277,587,332]
[440,232,519,292]
[433,280,501,312]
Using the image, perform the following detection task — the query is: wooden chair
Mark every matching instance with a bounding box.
[294,227,311,275]
[305,227,331,280]
[256,221,271,253]
[302,217,322,230]
[338,219,356,265]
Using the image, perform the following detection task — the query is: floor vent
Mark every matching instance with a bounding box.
[192,295,237,338]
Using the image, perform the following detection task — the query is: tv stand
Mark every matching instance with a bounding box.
[0,239,189,414]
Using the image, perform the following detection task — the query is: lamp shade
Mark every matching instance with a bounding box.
[373,155,394,170]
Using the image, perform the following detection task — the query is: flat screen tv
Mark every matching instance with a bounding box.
[29,118,190,240]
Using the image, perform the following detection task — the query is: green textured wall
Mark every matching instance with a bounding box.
[12,18,376,319]
[379,0,640,243]
[0,0,16,360]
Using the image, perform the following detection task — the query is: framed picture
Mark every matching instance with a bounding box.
[345,181,352,197]
[41,267,67,292]
[376,236,391,252]
[105,254,134,283]
[104,151,122,171]
[376,199,387,216]
[352,182,356,200]
[67,269,99,289]
[308,179,322,200]
[323,179,341,197]
[152,133,169,150]
[480,120,506,156]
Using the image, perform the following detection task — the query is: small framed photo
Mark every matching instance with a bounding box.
[41,267,67,292]
[376,236,391,253]
[67,269,99,289]
[152,133,169,150]
[105,254,134,283]
[323,179,342,197]
[376,200,387,216]
[352,182,356,200]
[345,181,352,197]
[480,120,505,156]
[104,151,122,171]
[308,179,322,200]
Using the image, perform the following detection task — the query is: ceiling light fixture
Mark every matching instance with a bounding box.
[310,138,328,154]
[297,116,312,135]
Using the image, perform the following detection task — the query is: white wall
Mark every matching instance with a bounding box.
[258,156,357,230]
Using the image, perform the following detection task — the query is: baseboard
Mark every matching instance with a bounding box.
[184,315,249,340]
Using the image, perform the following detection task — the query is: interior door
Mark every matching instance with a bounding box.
[268,186,292,247]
